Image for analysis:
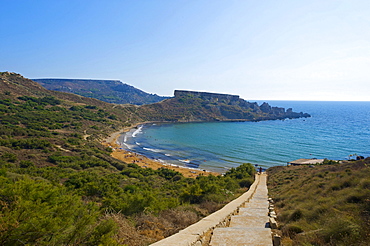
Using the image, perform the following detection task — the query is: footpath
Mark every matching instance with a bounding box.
[151,173,278,246]
[209,173,273,246]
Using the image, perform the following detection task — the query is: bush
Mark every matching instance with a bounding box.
[1,152,17,162]
[19,160,34,168]
[0,138,52,150]
[157,167,181,180]
[239,177,253,188]
[0,176,116,245]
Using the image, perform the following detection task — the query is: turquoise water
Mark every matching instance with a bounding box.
[119,101,370,173]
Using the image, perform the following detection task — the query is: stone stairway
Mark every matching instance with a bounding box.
[209,173,273,246]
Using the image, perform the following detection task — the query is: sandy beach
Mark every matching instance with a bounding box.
[102,124,219,178]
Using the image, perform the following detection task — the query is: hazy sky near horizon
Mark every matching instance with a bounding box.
[1,0,370,101]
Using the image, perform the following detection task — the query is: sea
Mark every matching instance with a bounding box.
[118,101,370,173]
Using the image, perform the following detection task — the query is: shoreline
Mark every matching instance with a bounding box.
[102,123,220,178]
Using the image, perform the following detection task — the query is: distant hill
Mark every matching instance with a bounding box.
[33,78,169,105]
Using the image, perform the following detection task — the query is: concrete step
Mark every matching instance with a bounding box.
[238,207,269,217]
[250,194,268,198]
[208,173,273,246]
[252,195,268,199]
[252,190,268,195]
[209,227,272,246]
[243,201,269,207]
[229,215,270,228]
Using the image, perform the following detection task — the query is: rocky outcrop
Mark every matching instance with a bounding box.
[259,102,310,119]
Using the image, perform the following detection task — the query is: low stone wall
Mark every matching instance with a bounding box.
[150,174,261,246]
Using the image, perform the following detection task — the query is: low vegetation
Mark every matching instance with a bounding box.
[0,162,255,245]
[267,159,370,246]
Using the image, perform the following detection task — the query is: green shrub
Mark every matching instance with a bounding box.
[1,152,17,162]
[157,167,181,180]
[0,176,116,245]
[0,138,52,150]
[19,160,34,168]
[239,177,253,187]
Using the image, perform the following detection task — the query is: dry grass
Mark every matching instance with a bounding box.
[267,158,370,246]
[104,206,201,246]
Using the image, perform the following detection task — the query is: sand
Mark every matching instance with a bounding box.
[102,124,219,178]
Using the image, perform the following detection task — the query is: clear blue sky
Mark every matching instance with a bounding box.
[1,0,370,101]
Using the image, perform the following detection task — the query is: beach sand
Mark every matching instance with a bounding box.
[102,125,219,178]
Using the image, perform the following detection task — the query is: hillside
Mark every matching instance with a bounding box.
[267,159,370,245]
[33,78,169,105]
[1,73,145,139]
[0,72,257,245]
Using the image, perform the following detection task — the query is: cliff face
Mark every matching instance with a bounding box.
[138,90,310,122]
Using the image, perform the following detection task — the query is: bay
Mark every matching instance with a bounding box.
[119,101,370,173]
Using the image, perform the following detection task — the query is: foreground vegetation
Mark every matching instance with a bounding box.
[0,162,255,245]
[0,73,256,245]
[267,159,370,246]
